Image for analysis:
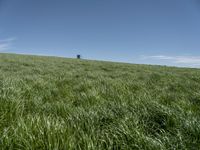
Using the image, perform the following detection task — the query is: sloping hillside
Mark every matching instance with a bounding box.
[0,53,200,149]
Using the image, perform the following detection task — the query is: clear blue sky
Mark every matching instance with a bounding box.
[0,0,200,67]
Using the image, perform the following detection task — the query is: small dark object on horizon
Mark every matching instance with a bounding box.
[77,55,81,59]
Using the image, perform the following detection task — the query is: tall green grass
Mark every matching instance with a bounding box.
[0,53,200,149]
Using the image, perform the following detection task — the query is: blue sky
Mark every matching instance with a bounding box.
[0,0,200,67]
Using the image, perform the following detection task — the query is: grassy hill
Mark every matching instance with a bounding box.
[0,53,200,150]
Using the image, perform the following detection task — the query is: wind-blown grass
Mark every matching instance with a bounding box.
[0,53,200,149]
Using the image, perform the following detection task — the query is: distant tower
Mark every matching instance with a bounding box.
[77,54,81,59]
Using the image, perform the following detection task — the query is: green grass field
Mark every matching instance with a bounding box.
[0,53,200,150]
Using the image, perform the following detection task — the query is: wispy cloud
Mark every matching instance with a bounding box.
[0,38,15,51]
[141,55,200,68]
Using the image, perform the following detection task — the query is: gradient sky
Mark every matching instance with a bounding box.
[0,0,200,67]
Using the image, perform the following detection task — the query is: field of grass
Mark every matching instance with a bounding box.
[0,53,200,149]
